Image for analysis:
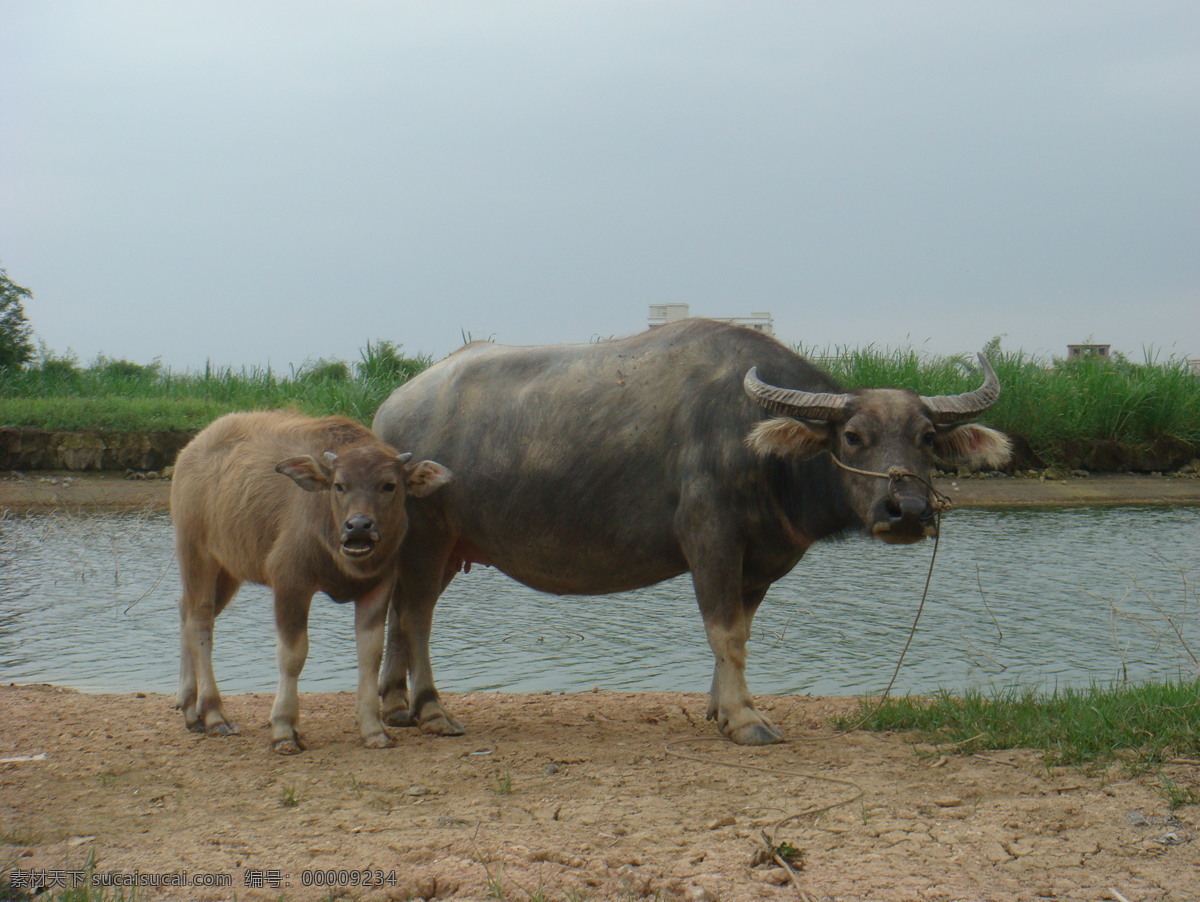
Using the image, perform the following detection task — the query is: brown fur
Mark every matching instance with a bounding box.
[170,410,451,753]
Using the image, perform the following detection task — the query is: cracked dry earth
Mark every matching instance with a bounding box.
[2,685,1197,901]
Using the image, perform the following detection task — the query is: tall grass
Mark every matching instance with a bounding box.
[2,337,1198,453]
[0,341,431,432]
[800,339,1200,456]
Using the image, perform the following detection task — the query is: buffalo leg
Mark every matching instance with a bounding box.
[693,567,784,745]
[270,588,312,754]
[379,581,412,725]
[353,580,394,749]
[380,535,463,735]
[177,559,240,736]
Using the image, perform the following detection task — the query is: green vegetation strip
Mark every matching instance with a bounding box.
[836,680,1200,768]
[0,341,430,433]
[2,339,1199,456]
[809,339,1200,452]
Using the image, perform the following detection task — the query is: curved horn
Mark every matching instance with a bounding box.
[920,353,1001,424]
[744,367,852,422]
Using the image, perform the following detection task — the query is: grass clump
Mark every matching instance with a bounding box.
[494,770,514,795]
[836,680,1200,768]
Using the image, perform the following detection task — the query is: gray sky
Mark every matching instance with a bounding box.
[4,1,1198,372]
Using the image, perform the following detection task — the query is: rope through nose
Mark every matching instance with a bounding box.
[829,453,954,512]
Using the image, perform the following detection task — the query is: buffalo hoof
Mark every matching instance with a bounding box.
[419,712,465,737]
[727,721,785,745]
[185,719,206,734]
[382,708,418,728]
[362,731,394,749]
[272,735,307,755]
[206,720,239,737]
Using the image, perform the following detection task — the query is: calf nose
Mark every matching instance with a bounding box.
[343,515,377,539]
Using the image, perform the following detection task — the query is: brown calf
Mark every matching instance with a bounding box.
[170,411,451,753]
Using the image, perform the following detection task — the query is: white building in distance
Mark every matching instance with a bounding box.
[647,304,774,336]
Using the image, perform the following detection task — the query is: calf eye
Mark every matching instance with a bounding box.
[382,483,397,493]
[333,482,346,494]
[843,431,862,447]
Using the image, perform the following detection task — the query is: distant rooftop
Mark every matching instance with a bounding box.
[1066,343,1111,359]
[648,303,773,336]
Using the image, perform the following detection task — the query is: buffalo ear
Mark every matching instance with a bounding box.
[933,424,1013,470]
[745,417,831,460]
[276,455,334,492]
[404,459,453,497]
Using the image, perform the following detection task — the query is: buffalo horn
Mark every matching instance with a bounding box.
[919,354,1001,424]
[743,367,852,422]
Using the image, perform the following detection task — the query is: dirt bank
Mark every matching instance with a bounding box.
[2,471,1199,515]
[2,685,1197,902]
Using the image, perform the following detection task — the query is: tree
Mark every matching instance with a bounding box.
[0,265,35,371]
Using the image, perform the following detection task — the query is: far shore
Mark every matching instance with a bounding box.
[2,469,1199,514]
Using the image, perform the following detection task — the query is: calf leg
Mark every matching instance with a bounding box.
[177,560,240,735]
[354,579,394,749]
[270,588,312,754]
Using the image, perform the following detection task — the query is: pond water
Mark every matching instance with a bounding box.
[1,507,1197,697]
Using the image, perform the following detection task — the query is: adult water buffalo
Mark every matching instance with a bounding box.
[171,411,451,753]
[373,320,1011,744]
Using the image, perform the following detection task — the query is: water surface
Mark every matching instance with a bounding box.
[1,506,1196,697]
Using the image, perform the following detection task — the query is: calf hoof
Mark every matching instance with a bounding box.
[206,720,239,737]
[362,731,394,749]
[727,721,785,745]
[272,735,308,755]
[419,712,465,737]
[382,708,418,728]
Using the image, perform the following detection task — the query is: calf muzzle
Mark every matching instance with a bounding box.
[341,515,380,558]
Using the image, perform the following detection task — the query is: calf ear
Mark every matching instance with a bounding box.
[745,417,831,460]
[276,455,334,492]
[404,460,453,497]
[933,424,1013,470]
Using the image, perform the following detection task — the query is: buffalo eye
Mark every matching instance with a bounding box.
[382,482,397,493]
[843,430,863,447]
[921,431,936,448]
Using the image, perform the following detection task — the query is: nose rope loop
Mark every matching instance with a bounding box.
[828,453,954,513]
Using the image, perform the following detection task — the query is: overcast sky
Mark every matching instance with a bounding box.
[3,2,1198,372]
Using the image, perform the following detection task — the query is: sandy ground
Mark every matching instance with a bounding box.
[2,685,1197,902]
[3,473,1199,900]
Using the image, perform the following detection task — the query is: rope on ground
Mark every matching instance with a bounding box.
[662,737,864,829]
[663,737,863,897]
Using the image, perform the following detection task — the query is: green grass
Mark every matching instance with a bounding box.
[279,784,300,808]
[836,679,1200,768]
[805,339,1200,457]
[0,340,431,432]
[2,338,1198,459]
[493,770,514,795]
